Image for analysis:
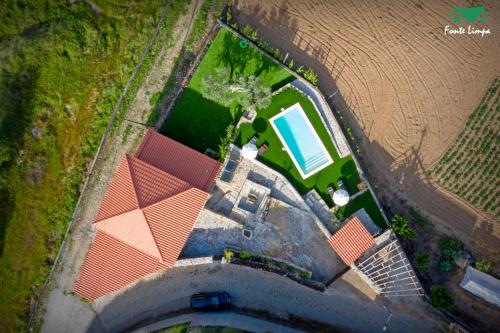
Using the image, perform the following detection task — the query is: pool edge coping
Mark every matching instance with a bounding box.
[269,102,334,179]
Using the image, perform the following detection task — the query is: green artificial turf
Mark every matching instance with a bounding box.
[161,27,294,152]
[335,190,386,228]
[236,88,361,206]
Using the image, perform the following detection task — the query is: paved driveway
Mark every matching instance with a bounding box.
[80,263,447,333]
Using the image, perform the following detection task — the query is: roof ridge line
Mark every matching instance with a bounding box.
[141,186,206,210]
[128,154,194,194]
[141,187,207,263]
[126,154,142,209]
[138,209,164,263]
[135,128,153,158]
[93,207,139,224]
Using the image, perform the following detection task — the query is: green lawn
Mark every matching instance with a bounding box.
[236,88,361,206]
[161,26,386,227]
[161,27,293,152]
[334,190,386,228]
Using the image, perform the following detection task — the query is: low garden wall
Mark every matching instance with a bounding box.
[222,249,325,292]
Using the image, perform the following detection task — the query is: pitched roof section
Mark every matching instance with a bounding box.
[94,157,138,223]
[135,130,221,191]
[94,209,162,260]
[90,154,203,264]
[128,156,192,208]
[328,216,375,265]
[74,231,159,301]
[143,188,208,267]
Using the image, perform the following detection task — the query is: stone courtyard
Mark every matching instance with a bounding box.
[181,145,345,282]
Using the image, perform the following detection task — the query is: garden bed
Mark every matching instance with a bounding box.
[223,249,325,292]
[333,190,386,228]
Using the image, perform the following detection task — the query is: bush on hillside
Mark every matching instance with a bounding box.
[430,286,455,310]
[414,251,430,273]
[391,214,415,239]
[475,259,492,273]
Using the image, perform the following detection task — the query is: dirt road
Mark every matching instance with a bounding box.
[234,0,500,250]
[38,1,204,331]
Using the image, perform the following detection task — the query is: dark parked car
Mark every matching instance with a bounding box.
[191,291,231,311]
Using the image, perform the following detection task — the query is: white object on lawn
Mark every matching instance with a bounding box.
[332,189,350,206]
[242,143,258,160]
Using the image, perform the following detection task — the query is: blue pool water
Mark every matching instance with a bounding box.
[271,103,333,178]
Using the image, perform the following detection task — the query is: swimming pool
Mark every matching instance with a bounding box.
[270,103,333,178]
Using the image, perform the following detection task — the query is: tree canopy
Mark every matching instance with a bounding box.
[201,68,271,110]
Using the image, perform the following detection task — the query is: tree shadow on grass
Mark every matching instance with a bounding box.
[252,117,267,133]
[339,159,360,194]
[218,30,257,79]
[0,67,39,256]
[218,29,274,81]
[160,88,235,153]
[271,75,295,92]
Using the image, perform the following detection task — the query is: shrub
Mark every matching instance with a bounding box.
[303,68,318,85]
[238,251,252,260]
[288,59,294,69]
[414,251,430,273]
[217,124,234,162]
[439,236,463,260]
[224,250,234,262]
[439,259,453,272]
[475,259,492,273]
[242,24,258,41]
[296,65,304,74]
[334,206,346,221]
[299,271,310,279]
[272,48,284,62]
[391,215,415,239]
[408,207,430,227]
[430,286,455,310]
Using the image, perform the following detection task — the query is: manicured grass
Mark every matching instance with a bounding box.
[334,190,386,228]
[236,88,361,206]
[161,27,293,152]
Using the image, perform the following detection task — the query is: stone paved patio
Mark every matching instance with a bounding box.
[182,148,345,281]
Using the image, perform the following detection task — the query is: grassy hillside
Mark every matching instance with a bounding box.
[0,0,189,330]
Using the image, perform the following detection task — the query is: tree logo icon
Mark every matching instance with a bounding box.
[449,6,489,24]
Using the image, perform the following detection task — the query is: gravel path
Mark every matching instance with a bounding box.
[38,1,204,331]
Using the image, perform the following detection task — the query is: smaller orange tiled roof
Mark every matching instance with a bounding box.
[328,216,375,265]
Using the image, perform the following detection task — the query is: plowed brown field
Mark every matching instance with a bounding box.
[234,0,500,251]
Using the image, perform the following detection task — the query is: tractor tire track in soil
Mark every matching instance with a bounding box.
[234,0,500,251]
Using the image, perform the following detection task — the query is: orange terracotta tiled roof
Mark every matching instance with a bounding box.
[328,216,375,265]
[135,130,220,191]
[74,132,220,301]
[74,231,159,301]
